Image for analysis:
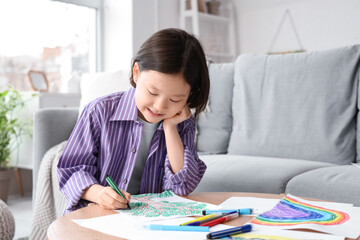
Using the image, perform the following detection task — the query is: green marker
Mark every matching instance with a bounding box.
[106,176,131,210]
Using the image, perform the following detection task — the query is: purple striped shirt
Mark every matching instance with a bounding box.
[57,87,207,213]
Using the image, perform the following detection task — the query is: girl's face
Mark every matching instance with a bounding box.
[133,63,191,123]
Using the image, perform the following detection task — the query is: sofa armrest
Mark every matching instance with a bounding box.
[32,108,79,201]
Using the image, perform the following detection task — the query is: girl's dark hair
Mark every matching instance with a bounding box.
[130,28,210,119]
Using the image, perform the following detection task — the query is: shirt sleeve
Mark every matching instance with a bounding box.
[162,119,207,196]
[57,104,101,212]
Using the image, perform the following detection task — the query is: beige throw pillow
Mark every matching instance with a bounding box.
[79,70,132,117]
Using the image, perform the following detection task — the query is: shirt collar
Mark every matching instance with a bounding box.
[110,87,138,121]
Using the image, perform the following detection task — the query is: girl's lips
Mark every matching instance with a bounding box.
[147,108,164,117]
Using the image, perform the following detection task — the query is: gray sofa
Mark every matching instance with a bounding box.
[32,45,360,226]
[194,45,360,206]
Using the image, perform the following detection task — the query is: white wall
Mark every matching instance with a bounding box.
[133,0,180,56]
[103,0,133,71]
[132,0,157,56]
[104,0,360,60]
[103,0,179,71]
[234,0,360,53]
[157,0,180,30]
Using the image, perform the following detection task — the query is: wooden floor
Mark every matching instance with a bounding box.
[7,193,32,240]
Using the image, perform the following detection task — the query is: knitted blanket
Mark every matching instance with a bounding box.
[29,141,67,240]
[0,199,15,240]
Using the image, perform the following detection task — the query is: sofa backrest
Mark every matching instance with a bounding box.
[196,63,234,154]
[227,45,360,164]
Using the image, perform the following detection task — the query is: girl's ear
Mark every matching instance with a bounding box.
[133,62,140,84]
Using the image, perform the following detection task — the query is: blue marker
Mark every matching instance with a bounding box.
[202,208,253,215]
[206,224,252,239]
[144,224,209,232]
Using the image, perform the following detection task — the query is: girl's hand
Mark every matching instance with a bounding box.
[164,104,192,128]
[97,186,131,210]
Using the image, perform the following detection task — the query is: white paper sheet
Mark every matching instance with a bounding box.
[72,191,223,239]
[73,215,231,240]
[73,214,346,240]
[220,197,280,215]
[248,194,360,238]
[71,192,357,239]
[232,228,344,240]
[220,196,354,216]
[113,190,220,220]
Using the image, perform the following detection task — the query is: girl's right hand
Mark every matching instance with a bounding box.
[98,186,130,209]
[82,184,131,210]
[97,186,131,210]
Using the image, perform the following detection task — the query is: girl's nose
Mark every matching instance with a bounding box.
[154,98,167,112]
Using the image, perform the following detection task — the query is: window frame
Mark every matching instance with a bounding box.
[52,0,104,71]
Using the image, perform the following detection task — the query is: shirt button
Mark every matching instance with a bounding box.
[123,178,128,184]
[131,148,136,153]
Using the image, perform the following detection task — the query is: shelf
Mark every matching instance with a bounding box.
[180,0,236,63]
[184,11,230,23]
[9,163,33,170]
[206,52,234,58]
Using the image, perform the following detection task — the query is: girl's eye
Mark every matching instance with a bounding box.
[148,90,157,96]
[170,99,181,103]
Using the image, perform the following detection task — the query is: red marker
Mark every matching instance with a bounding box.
[201,212,239,227]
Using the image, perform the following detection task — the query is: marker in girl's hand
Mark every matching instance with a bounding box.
[106,176,131,210]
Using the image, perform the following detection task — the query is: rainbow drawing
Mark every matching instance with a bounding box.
[250,195,350,226]
[231,233,301,240]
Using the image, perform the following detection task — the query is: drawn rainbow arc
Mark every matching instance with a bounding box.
[250,195,350,226]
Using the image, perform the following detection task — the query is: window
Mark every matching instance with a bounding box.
[0,0,100,92]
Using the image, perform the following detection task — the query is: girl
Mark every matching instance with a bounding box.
[57,28,210,214]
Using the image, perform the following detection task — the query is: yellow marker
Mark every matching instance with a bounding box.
[180,212,222,226]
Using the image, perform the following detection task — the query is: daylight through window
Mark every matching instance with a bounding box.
[0,0,97,92]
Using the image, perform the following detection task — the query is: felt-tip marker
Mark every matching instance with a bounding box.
[105,176,131,210]
[180,212,222,226]
[206,224,252,239]
[201,212,239,227]
[187,211,237,226]
[202,208,253,215]
[144,224,209,232]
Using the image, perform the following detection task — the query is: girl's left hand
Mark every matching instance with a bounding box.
[164,104,192,128]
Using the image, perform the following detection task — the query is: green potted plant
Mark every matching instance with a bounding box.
[0,86,33,202]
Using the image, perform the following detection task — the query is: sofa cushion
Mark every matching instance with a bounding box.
[357,73,360,163]
[194,154,334,194]
[228,45,360,164]
[196,63,234,154]
[286,165,360,206]
[79,70,132,117]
